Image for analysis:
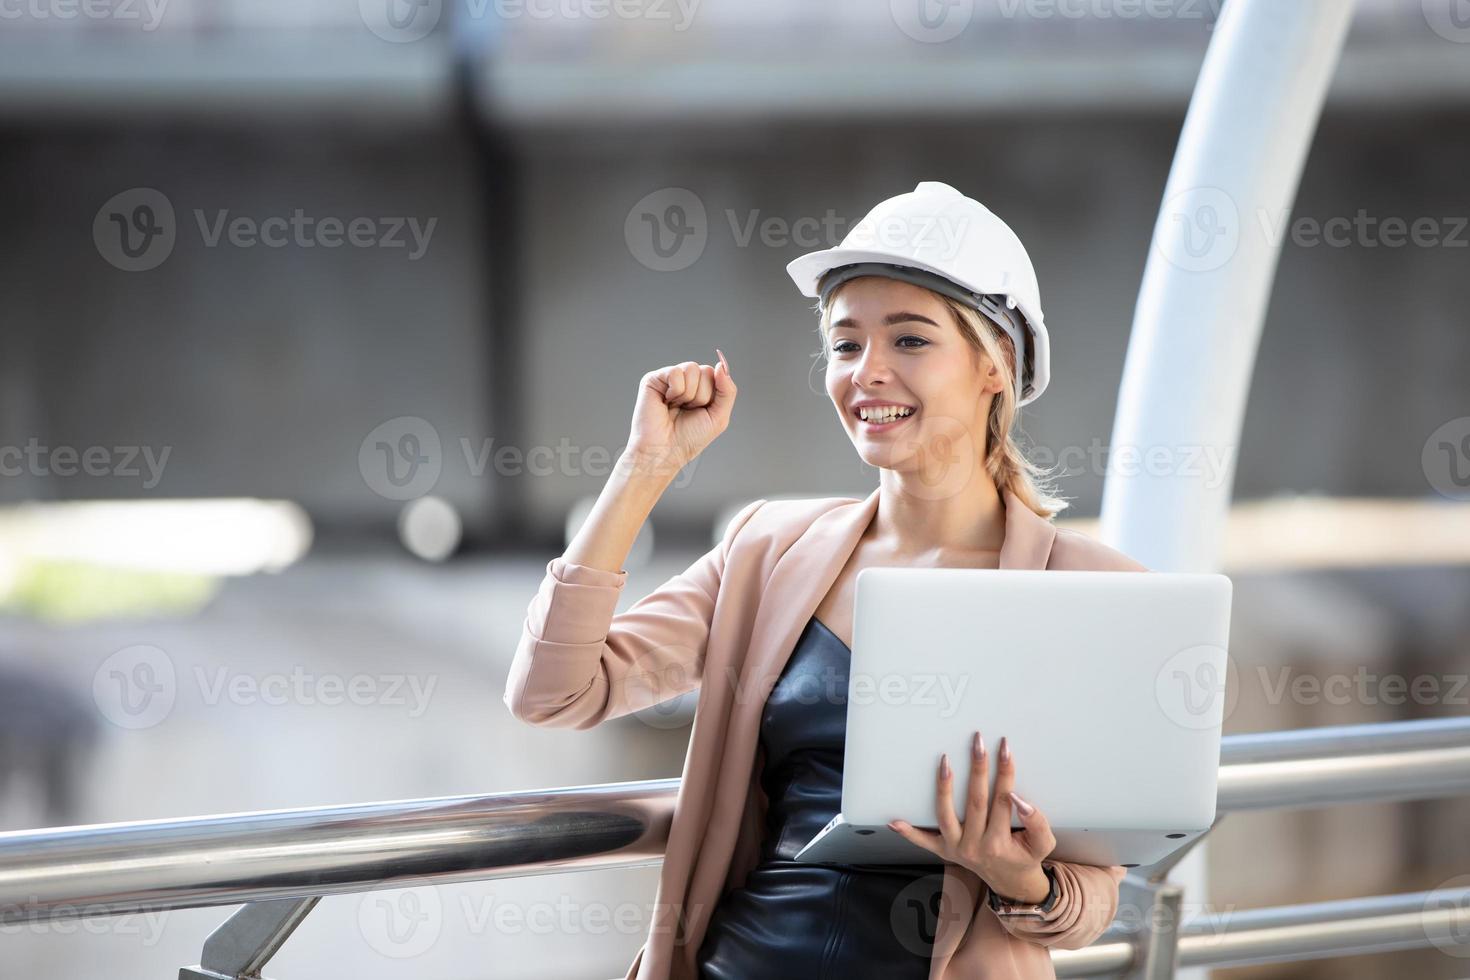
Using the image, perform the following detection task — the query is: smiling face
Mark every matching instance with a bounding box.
[823,276,1007,477]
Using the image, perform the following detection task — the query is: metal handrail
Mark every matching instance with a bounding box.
[3,719,1470,925]
[1058,885,1470,976]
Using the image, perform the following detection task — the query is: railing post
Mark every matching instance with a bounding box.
[1116,814,1225,978]
[178,896,319,980]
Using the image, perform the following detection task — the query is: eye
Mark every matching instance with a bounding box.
[830,336,928,354]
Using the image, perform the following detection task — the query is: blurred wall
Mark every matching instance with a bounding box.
[0,123,493,532]
[3,107,1468,541]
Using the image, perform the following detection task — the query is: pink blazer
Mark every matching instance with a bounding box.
[505,486,1149,979]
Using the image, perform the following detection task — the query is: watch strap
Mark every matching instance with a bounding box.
[986,864,1059,917]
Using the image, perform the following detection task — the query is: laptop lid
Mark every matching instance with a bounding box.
[839,568,1233,834]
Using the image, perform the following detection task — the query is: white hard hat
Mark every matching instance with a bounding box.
[786,180,1051,407]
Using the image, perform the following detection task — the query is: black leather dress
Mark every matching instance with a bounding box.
[695,616,947,978]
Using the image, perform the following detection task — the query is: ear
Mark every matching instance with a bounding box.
[981,360,1006,396]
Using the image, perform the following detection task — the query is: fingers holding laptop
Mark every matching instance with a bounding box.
[888,732,1058,905]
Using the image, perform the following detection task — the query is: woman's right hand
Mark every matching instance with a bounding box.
[624,349,737,480]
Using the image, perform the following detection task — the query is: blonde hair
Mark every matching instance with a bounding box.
[815,279,1071,520]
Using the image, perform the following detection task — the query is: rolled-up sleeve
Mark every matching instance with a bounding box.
[503,497,765,729]
[994,860,1127,950]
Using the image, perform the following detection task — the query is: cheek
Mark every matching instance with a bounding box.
[825,364,847,404]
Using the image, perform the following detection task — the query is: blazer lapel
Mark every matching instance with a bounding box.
[742,487,881,688]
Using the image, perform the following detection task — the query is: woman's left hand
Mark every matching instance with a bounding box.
[888,731,1056,904]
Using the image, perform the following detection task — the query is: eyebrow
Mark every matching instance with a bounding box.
[830,312,941,331]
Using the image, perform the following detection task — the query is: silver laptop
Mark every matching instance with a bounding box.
[794,567,1233,869]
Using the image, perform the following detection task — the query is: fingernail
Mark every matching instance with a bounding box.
[1000,736,1011,765]
[939,754,950,779]
[1009,791,1034,816]
[974,731,985,757]
[889,819,906,831]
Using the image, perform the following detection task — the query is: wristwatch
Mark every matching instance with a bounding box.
[986,865,1059,919]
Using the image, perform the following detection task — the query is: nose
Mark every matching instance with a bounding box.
[851,342,895,390]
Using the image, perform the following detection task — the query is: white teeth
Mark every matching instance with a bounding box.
[859,406,914,422]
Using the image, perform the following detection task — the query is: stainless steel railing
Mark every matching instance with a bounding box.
[2,718,1469,976]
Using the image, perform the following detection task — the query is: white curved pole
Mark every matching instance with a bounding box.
[1100,0,1355,571]
[1098,1,1354,976]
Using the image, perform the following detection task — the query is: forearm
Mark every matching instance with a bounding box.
[993,861,1126,950]
[562,449,677,575]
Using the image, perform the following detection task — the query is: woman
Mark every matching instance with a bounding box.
[505,181,1144,979]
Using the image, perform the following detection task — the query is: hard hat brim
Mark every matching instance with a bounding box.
[786,245,1052,407]
[786,246,973,300]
